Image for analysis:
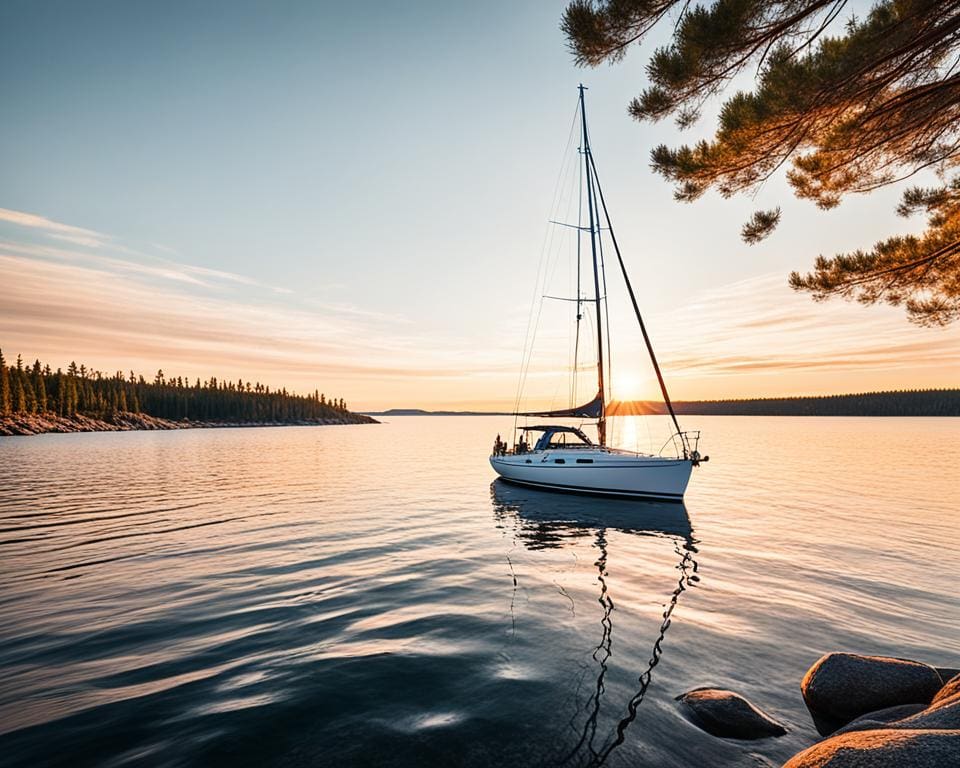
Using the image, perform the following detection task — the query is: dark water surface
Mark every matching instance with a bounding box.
[1,416,958,767]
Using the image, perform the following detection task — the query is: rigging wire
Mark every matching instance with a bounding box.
[587,148,685,444]
[580,86,608,445]
[512,102,581,436]
[593,177,613,414]
[572,136,584,409]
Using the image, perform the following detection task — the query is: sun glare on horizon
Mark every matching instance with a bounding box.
[610,370,657,402]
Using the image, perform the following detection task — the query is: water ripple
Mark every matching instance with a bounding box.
[1,417,958,767]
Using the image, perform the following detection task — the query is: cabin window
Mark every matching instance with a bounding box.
[576,458,594,464]
[554,458,566,464]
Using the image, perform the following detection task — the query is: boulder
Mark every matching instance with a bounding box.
[801,653,943,729]
[675,687,786,740]
[934,673,960,705]
[783,728,960,768]
[832,704,926,736]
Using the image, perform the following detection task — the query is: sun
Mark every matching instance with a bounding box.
[611,370,646,401]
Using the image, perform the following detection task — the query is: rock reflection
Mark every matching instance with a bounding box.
[490,480,699,767]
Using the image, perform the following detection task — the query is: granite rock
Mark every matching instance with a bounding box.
[783,728,960,768]
[801,653,943,729]
[675,687,786,740]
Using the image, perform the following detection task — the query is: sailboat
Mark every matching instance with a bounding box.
[490,85,707,501]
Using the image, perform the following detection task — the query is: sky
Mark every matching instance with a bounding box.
[2,0,958,410]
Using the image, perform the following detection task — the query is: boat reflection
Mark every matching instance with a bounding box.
[490,480,699,767]
[491,479,694,547]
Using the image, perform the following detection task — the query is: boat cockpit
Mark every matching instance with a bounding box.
[493,425,595,456]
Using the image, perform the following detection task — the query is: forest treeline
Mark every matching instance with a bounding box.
[0,348,361,423]
[670,390,960,417]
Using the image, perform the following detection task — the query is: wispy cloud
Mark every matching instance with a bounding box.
[646,273,960,397]
[0,207,106,244]
[2,207,958,410]
[0,206,288,293]
[0,206,512,407]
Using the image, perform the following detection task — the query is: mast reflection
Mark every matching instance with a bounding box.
[490,480,699,767]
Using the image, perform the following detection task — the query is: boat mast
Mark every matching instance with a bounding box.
[579,84,607,447]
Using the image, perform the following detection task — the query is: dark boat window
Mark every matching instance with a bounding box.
[576,458,594,464]
[525,459,532,464]
[554,458,565,464]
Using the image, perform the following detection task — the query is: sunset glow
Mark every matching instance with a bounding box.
[3,4,960,768]
[2,204,959,411]
[3,2,959,411]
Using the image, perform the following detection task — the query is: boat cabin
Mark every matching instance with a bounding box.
[516,425,593,453]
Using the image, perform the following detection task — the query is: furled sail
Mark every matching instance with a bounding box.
[515,392,603,418]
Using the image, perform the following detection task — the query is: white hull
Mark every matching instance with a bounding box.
[490,447,692,501]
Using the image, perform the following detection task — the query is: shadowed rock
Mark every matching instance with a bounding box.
[832,686,960,737]
[801,653,943,730]
[893,691,960,731]
[933,673,960,705]
[783,728,960,767]
[675,687,786,740]
[832,704,927,736]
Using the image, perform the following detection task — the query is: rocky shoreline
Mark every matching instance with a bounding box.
[677,652,959,765]
[0,410,378,436]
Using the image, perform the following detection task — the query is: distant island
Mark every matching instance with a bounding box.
[670,389,960,417]
[369,389,960,418]
[0,348,377,436]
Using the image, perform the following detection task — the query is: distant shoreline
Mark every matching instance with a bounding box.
[0,411,378,437]
[367,389,960,418]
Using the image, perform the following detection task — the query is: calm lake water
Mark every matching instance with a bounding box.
[1,416,958,767]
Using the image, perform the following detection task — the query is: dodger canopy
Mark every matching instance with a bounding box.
[519,425,594,452]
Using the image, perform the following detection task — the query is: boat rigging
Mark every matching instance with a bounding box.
[489,85,707,501]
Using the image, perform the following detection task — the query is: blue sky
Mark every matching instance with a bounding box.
[2,1,958,408]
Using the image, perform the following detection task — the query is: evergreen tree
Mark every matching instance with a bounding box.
[562,0,960,324]
[0,348,10,417]
[34,373,47,413]
[13,375,26,413]
[32,360,47,412]
[22,371,36,414]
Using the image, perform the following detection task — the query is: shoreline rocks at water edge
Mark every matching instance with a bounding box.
[800,652,945,732]
[0,410,378,436]
[786,654,960,766]
[676,652,959,766]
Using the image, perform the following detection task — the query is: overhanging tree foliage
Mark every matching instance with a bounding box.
[562,0,960,324]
